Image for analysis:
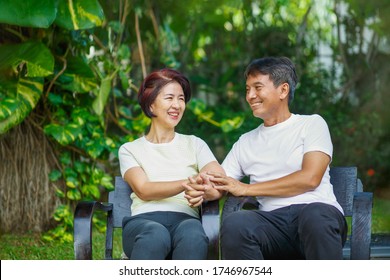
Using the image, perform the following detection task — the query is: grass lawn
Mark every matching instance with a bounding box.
[0,228,123,260]
[1,196,389,260]
[372,197,390,233]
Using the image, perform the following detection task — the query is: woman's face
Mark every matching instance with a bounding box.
[150,81,186,129]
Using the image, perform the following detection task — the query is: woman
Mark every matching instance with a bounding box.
[118,68,224,260]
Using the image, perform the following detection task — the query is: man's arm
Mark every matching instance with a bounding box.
[210,151,330,197]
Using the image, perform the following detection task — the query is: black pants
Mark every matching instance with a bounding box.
[221,203,347,260]
[122,211,208,260]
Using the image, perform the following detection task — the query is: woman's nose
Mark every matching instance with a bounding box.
[171,98,180,108]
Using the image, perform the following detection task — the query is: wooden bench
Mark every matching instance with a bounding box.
[221,166,374,260]
[73,176,220,260]
[74,167,388,260]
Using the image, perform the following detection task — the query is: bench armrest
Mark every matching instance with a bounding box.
[74,201,113,260]
[222,195,259,222]
[350,191,373,260]
[201,199,220,259]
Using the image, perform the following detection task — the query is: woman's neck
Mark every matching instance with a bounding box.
[145,125,175,144]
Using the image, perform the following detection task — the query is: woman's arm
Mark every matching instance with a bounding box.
[123,167,188,201]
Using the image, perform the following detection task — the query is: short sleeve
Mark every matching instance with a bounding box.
[193,136,218,170]
[118,143,140,178]
[303,115,333,159]
[221,140,245,180]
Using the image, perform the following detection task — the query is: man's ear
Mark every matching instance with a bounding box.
[279,83,289,100]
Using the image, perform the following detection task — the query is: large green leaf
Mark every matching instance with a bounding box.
[0,77,43,134]
[55,0,104,30]
[0,42,54,77]
[44,123,83,145]
[0,0,57,28]
[92,76,112,116]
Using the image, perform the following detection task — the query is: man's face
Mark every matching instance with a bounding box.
[245,73,285,120]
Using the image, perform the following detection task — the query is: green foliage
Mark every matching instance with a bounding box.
[55,0,105,30]
[0,41,54,77]
[0,77,44,133]
[0,0,124,242]
[0,0,57,28]
[0,41,53,133]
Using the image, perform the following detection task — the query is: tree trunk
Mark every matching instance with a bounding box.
[0,118,61,233]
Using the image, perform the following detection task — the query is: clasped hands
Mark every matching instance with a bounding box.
[183,172,247,207]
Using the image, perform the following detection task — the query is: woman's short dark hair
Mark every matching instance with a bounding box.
[138,68,191,118]
[244,57,298,104]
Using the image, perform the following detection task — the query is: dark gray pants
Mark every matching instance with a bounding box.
[122,211,208,260]
[221,203,347,260]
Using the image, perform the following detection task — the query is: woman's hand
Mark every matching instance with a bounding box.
[183,173,223,207]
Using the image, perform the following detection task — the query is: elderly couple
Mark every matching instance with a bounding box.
[118,57,347,260]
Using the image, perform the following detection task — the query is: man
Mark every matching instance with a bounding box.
[184,57,347,260]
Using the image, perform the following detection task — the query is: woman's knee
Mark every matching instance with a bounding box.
[174,218,207,243]
[172,218,208,259]
[123,220,171,256]
[138,222,171,245]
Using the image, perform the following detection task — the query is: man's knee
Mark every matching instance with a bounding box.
[222,211,250,233]
[298,203,345,236]
[221,211,258,247]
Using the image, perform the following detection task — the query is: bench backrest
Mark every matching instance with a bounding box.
[329,166,359,217]
[108,176,133,228]
[110,167,360,227]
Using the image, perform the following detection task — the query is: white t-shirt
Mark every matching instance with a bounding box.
[118,133,217,218]
[222,114,343,213]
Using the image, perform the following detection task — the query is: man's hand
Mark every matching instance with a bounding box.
[207,171,248,197]
[183,173,223,207]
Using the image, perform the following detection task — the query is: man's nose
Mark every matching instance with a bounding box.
[247,88,256,99]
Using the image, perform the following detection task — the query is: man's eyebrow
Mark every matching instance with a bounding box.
[246,82,264,87]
